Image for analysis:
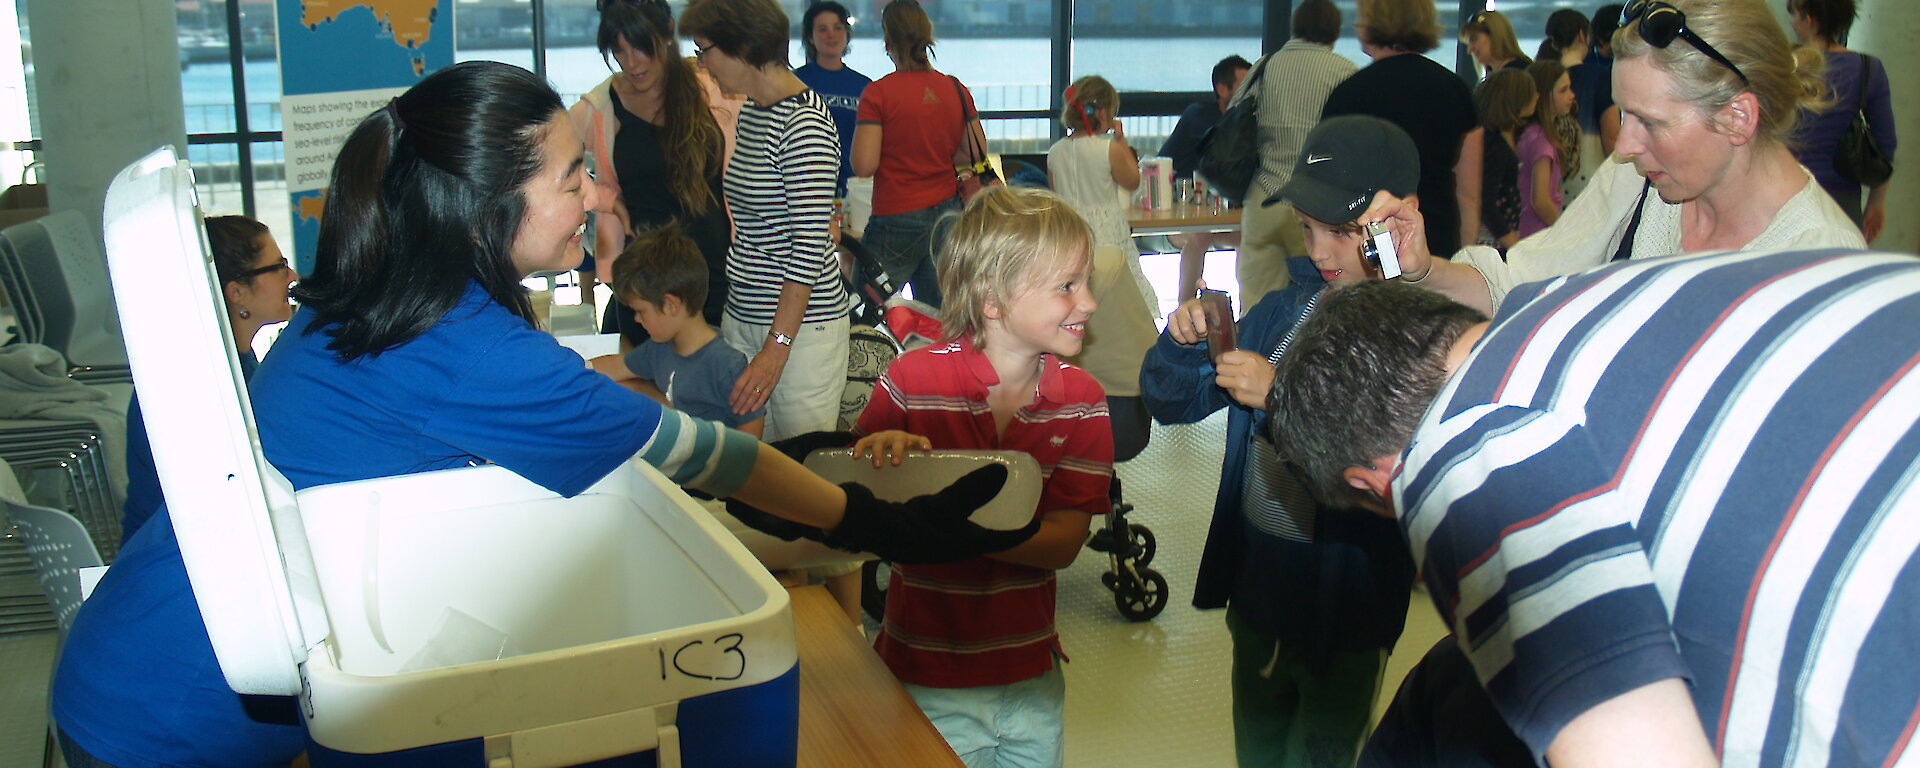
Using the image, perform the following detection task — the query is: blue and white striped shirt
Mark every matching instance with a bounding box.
[722,88,847,325]
[1399,248,1920,766]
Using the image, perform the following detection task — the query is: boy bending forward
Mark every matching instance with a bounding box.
[853,186,1114,768]
[593,223,765,437]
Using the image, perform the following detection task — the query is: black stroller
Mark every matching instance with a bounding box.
[1084,396,1167,621]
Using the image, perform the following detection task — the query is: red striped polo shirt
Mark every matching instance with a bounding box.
[856,337,1113,688]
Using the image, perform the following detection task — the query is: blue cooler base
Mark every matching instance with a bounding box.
[306,663,800,767]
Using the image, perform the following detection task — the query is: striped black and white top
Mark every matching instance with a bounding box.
[722,88,847,325]
[1398,248,1920,766]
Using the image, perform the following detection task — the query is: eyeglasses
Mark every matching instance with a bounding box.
[692,42,712,60]
[229,258,291,283]
[1622,0,1751,85]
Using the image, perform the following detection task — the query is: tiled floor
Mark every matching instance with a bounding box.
[0,248,1451,768]
[1050,249,1449,767]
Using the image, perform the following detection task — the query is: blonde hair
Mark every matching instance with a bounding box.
[938,186,1095,347]
[1612,0,1828,145]
[881,0,935,70]
[1061,75,1119,134]
[1461,10,1529,67]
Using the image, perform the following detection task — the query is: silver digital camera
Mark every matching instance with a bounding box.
[1362,220,1402,280]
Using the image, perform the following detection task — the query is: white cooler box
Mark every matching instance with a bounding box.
[102,149,799,767]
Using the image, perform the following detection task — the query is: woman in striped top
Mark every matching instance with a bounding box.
[681,0,850,441]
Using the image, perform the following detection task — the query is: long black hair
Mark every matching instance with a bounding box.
[597,0,721,218]
[293,61,562,360]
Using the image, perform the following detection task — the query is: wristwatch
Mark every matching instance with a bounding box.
[770,331,795,347]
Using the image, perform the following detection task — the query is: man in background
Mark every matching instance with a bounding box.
[1159,54,1251,300]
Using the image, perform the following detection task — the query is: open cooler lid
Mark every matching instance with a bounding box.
[101,147,327,695]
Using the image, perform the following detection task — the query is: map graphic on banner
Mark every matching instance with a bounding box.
[277,0,451,270]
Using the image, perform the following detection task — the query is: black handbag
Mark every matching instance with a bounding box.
[1193,52,1274,207]
[1834,53,1892,187]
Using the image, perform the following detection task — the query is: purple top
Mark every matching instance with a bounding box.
[1517,123,1563,238]
[1792,51,1898,198]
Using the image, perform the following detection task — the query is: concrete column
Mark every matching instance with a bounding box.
[25,0,186,244]
[1847,0,1918,252]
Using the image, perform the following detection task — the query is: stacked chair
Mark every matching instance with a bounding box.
[0,209,132,636]
[0,209,131,383]
[0,420,119,635]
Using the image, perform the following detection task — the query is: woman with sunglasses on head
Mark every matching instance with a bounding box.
[570,0,738,337]
[1366,0,1862,316]
[680,0,851,441]
[50,61,1031,768]
[850,0,988,309]
[1786,0,1896,242]
[1460,10,1532,78]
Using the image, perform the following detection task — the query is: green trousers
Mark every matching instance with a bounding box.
[1227,606,1388,768]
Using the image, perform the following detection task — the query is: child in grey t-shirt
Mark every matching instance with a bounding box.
[591,224,766,436]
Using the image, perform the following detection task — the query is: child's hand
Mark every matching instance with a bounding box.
[1214,349,1276,410]
[1359,190,1433,280]
[852,430,932,467]
[1167,282,1212,346]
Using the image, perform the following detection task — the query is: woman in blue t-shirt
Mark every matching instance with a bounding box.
[794,0,870,197]
[50,60,1034,768]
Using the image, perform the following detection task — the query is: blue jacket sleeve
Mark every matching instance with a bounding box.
[1140,287,1307,425]
[1140,327,1226,425]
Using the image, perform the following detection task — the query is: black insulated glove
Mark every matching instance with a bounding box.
[722,431,856,542]
[822,464,1042,564]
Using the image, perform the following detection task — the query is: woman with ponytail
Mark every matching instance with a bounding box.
[50,60,1033,768]
[1363,0,1863,315]
[1787,0,1898,240]
[1047,75,1153,308]
[570,0,737,336]
[1538,8,1592,66]
[850,0,986,308]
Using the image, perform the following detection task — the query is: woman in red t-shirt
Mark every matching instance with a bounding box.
[850,0,987,309]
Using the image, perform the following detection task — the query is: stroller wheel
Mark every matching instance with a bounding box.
[1128,523,1157,568]
[1113,568,1169,622]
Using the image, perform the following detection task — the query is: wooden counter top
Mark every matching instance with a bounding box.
[791,585,962,768]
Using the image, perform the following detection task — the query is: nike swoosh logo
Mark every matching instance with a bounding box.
[1306,154,1332,164]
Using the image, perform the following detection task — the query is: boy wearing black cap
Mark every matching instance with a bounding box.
[1139,114,1424,767]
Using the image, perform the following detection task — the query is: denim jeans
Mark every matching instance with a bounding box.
[902,664,1067,768]
[863,197,962,309]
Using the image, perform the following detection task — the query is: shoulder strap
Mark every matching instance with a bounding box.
[1226,51,1278,109]
[950,76,984,164]
[1856,53,1873,114]
[1610,178,1653,262]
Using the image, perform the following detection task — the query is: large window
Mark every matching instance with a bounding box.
[151,0,1537,234]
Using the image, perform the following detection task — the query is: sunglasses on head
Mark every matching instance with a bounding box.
[1622,0,1751,85]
